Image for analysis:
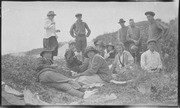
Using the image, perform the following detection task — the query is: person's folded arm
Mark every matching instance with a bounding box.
[157,53,163,69]
[85,23,91,37]
[80,55,102,76]
[69,24,75,37]
[140,53,146,70]
[44,20,54,29]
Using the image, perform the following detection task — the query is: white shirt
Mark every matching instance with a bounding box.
[44,18,57,38]
[141,49,162,71]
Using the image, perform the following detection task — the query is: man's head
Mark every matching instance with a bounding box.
[145,11,155,22]
[68,41,76,51]
[106,43,115,51]
[84,46,98,59]
[47,11,56,20]
[40,50,53,59]
[129,19,135,27]
[118,18,126,27]
[147,39,156,52]
[75,13,82,21]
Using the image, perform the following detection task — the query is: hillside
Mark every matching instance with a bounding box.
[25,42,67,56]
[93,20,149,51]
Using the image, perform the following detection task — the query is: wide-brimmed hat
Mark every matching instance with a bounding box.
[40,49,53,57]
[145,11,155,17]
[84,46,99,58]
[106,43,115,49]
[118,18,126,23]
[147,39,157,44]
[47,11,56,16]
[75,13,82,17]
[95,40,106,47]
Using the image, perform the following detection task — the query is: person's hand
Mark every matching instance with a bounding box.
[134,40,139,45]
[71,71,78,77]
[50,64,58,68]
[56,29,60,32]
[73,73,81,78]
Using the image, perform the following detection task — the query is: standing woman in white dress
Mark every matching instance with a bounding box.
[43,11,60,60]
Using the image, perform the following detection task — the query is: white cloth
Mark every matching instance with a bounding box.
[44,18,57,38]
[77,75,104,85]
[140,50,162,71]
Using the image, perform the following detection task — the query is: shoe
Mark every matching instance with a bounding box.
[83,89,98,99]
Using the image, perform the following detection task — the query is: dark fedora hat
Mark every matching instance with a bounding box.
[118,18,126,23]
[40,49,53,57]
[47,11,56,16]
[147,39,157,44]
[75,13,82,17]
[145,11,155,17]
[84,46,99,58]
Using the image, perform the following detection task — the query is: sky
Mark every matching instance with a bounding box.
[2,1,179,55]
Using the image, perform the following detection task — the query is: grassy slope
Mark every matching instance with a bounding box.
[1,19,178,105]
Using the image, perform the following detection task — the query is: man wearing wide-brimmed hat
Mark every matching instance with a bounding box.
[43,11,60,59]
[73,46,112,85]
[145,11,169,61]
[140,39,162,72]
[36,49,98,99]
[117,18,129,51]
[70,13,91,62]
[127,19,142,64]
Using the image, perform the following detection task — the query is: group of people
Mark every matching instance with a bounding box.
[35,10,169,99]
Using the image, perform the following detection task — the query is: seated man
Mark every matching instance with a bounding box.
[140,39,162,72]
[64,41,82,72]
[110,42,134,80]
[36,49,97,99]
[73,46,112,85]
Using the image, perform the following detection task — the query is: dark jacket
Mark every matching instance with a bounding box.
[64,49,82,69]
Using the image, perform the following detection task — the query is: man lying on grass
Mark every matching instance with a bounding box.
[36,49,97,99]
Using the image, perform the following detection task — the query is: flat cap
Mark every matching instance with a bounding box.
[147,39,157,44]
[145,11,155,17]
[75,13,82,17]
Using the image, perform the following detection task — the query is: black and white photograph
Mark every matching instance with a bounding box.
[1,0,178,106]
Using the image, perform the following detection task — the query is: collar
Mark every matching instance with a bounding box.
[148,49,156,54]
[76,20,83,23]
[150,19,155,24]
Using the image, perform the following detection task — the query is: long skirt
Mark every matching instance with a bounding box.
[43,36,58,56]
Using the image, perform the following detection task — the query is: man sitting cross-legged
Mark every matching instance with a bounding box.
[140,39,162,73]
[36,49,97,99]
